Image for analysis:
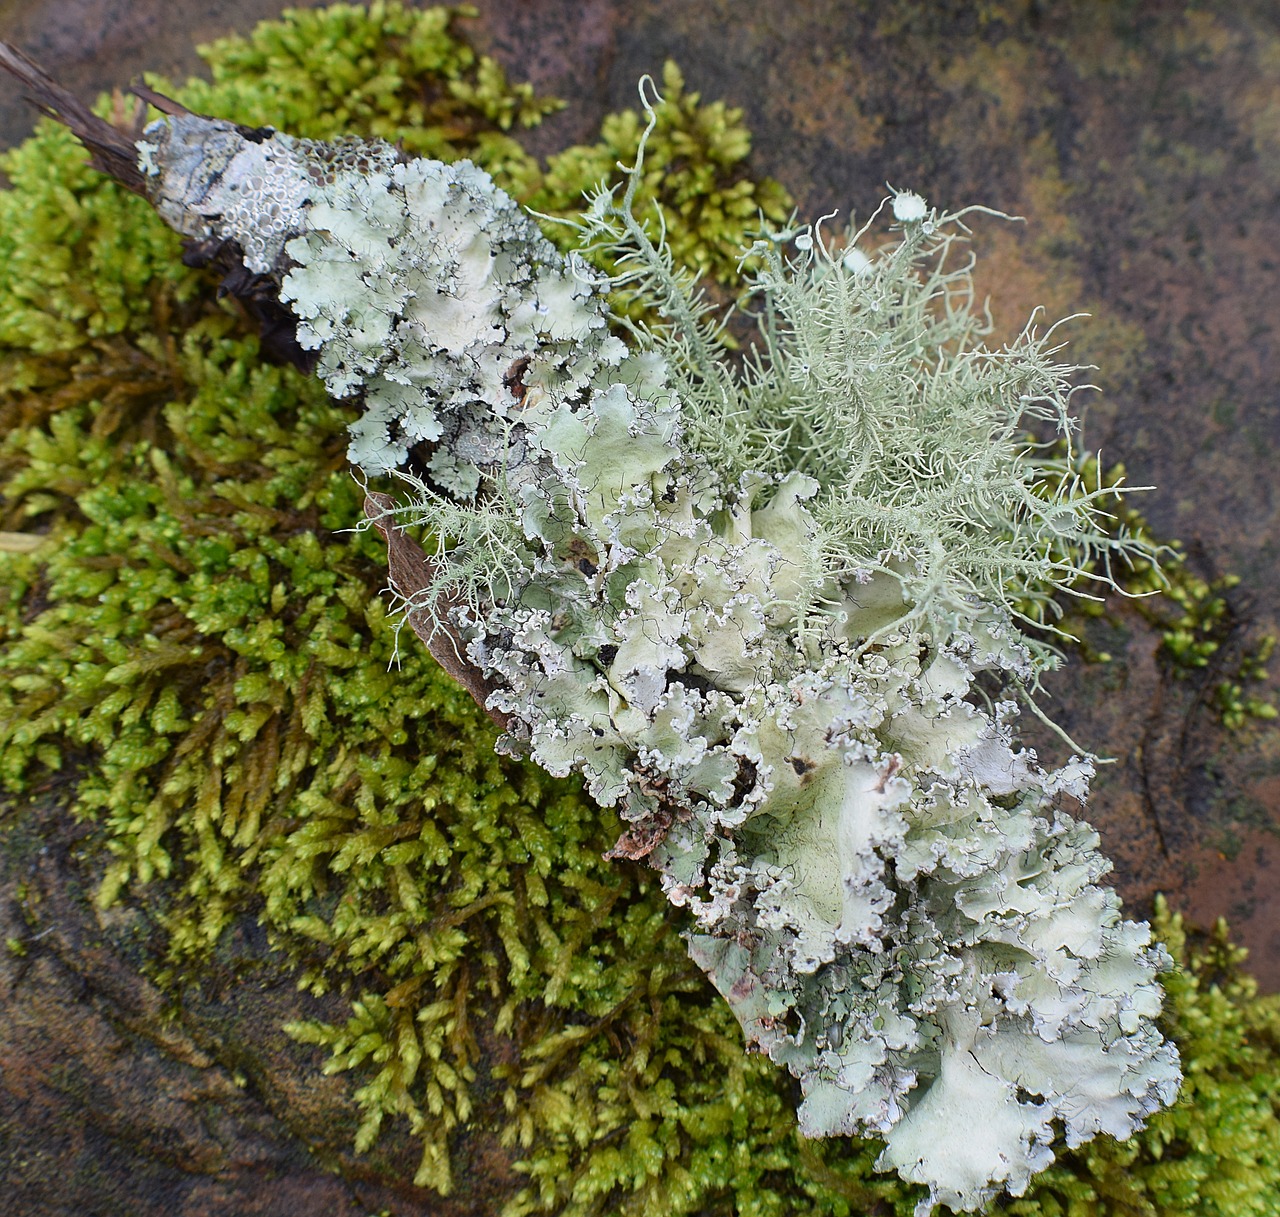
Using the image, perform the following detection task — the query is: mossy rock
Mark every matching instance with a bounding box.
[1,5,1278,1215]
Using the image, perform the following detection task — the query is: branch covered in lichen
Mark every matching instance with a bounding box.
[49,46,1191,1211]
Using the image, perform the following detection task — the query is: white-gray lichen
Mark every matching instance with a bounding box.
[135,88,1181,1214]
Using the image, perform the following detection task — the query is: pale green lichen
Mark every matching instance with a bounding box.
[124,45,1186,1206]
[0,4,1277,1215]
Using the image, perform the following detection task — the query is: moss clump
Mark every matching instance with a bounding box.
[527,60,793,282]
[168,1,559,187]
[1042,453,1277,729]
[0,4,1277,1214]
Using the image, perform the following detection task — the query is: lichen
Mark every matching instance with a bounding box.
[0,5,1277,1216]
[1007,897,1280,1217]
[119,29,1189,1203]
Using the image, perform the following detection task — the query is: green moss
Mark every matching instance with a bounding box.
[1041,452,1277,729]
[0,4,1277,1214]
[527,60,793,282]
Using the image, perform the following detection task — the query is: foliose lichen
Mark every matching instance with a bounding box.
[115,20,1194,1203]
[1,5,1278,1216]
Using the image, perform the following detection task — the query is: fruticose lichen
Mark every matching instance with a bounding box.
[1,6,1278,1216]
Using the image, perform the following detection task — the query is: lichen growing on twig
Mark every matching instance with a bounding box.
[103,44,1190,1207]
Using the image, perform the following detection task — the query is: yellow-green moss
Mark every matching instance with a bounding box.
[0,5,1277,1214]
[1039,452,1277,728]
[527,59,793,282]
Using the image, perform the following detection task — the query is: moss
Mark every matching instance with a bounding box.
[0,4,1277,1214]
[173,1,561,158]
[1041,452,1277,729]
[526,60,793,283]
